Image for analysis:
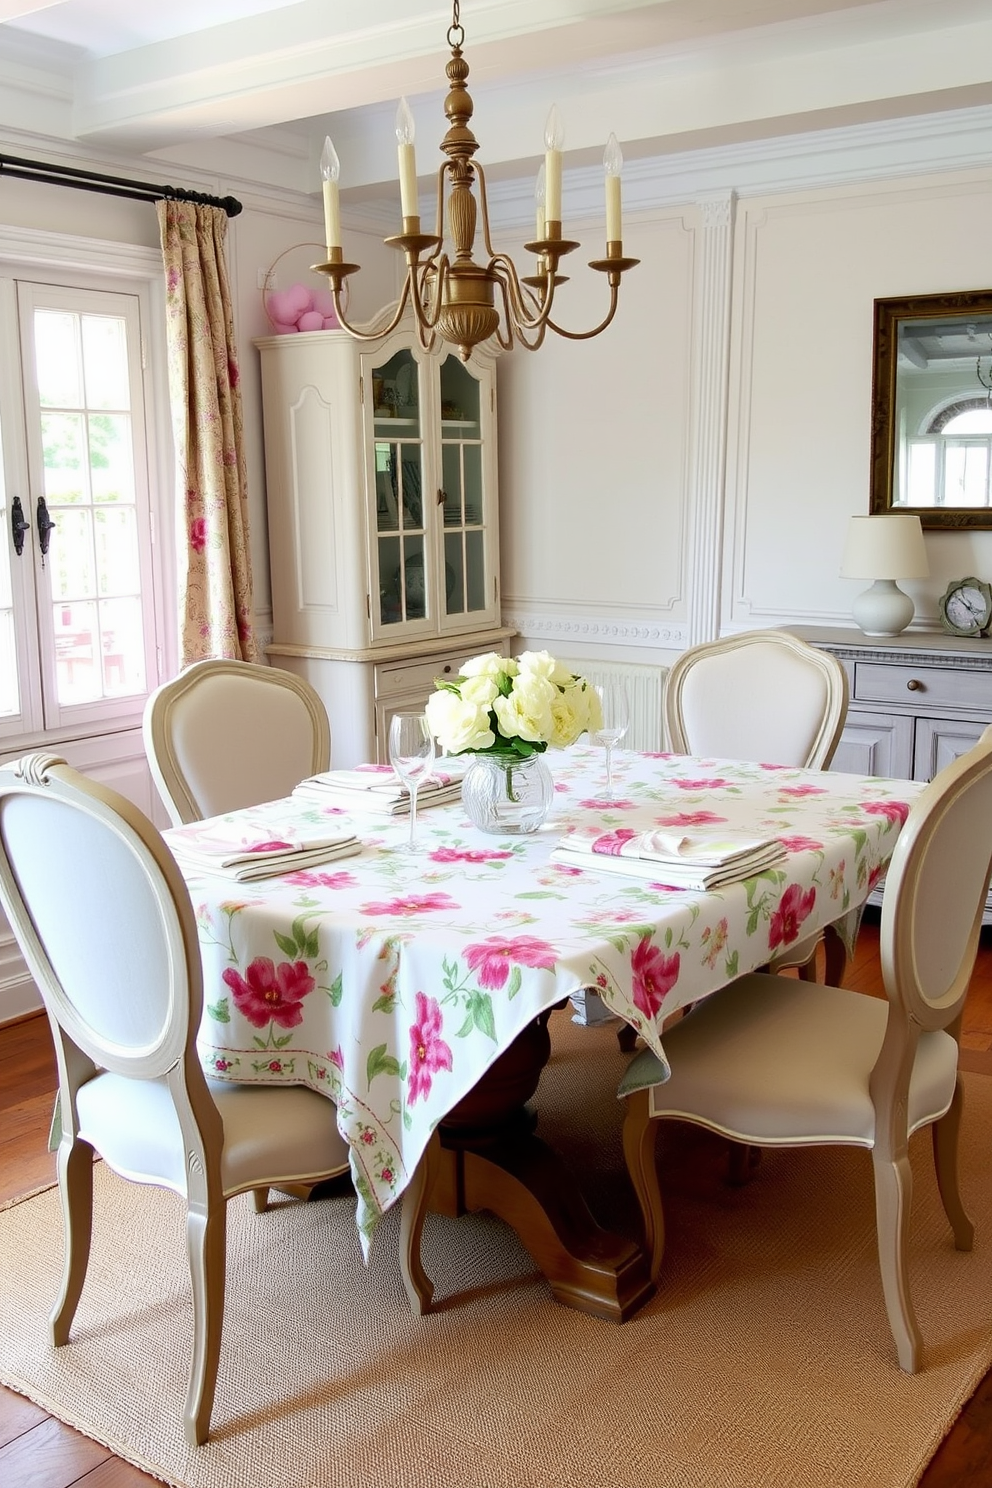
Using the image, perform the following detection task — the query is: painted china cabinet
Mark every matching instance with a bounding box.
[256,325,513,765]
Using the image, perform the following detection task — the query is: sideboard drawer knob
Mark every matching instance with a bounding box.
[906,678,923,692]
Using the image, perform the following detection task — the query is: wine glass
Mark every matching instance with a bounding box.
[388,712,436,849]
[591,681,629,800]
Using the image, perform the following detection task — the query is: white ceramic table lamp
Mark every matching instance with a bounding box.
[840,514,929,636]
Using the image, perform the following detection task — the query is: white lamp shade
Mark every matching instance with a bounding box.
[840,514,929,580]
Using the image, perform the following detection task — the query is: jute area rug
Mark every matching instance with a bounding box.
[2,1014,992,1488]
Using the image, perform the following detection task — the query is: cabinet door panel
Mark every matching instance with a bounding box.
[830,710,914,779]
[913,716,987,782]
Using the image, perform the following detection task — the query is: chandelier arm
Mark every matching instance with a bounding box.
[411,251,449,337]
[489,253,554,333]
[473,162,499,260]
[324,277,413,342]
[544,283,621,342]
[493,273,549,352]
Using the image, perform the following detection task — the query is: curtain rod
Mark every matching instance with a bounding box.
[0,152,242,217]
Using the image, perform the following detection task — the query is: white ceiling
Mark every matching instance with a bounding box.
[1,1,990,197]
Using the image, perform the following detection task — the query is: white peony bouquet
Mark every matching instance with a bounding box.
[425,650,602,758]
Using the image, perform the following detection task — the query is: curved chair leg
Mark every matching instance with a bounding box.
[622,1089,666,1283]
[184,1201,227,1447]
[400,1134,440,1315]
[251,1187,269,1213]
[871,1147,922,1373]
[50,1137,95,1346]
[932,1076,975,1251]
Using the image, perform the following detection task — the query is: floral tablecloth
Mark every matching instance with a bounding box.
[164,744,922,1251]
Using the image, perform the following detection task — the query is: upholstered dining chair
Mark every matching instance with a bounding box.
[663,628,850,985]
[143,658,331,827]
[0,752,351,1445]
[620,726,992,1373]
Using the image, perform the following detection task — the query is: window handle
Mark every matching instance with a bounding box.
[10,496,29,556]
[36,497,56,565]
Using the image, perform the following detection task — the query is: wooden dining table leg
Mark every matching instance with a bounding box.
[425,1011,655,1322]
[621,1087,666,1284]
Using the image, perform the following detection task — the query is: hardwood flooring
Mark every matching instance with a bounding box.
[2,914,992,1485]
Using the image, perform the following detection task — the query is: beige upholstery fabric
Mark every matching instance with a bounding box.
[143,658,330,826]
[0,753,350,1445]
[663,630,849,978]
[620,725,992,1374]
[664,629,848,769]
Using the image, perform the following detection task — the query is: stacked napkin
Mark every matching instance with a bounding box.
[292,760,466,816]
[550,825,785,890]
[169,822,361,881]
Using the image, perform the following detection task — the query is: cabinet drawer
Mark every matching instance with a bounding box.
[375,651,469,700]
[852,661,992,716]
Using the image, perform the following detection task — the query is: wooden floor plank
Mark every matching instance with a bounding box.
[0,1387,49,1450]
[0,1416,110,1488]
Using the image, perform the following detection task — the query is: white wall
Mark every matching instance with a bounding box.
[498,148,992,666]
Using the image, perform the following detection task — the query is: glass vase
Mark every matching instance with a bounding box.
[462,751,554,835]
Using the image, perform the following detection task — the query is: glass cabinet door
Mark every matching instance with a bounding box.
[439,355,490,621]
[371,347,427,630]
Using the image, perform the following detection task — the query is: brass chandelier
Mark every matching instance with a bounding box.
[313,0,638,362]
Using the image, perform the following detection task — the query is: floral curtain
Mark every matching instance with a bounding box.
[157,200,258,664]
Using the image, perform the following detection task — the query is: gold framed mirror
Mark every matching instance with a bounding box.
[870,289,992,528]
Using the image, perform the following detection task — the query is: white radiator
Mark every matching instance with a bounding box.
[559,658,668,753]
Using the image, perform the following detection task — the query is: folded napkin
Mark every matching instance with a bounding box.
[169,822,361,881]
[292,759,466,816]
[550,825,785,890]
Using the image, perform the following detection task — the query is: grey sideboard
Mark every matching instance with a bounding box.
[791,625,992,920]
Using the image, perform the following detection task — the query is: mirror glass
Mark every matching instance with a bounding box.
[870,290,992,528]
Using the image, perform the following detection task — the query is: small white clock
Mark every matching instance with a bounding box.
[938,578,992,637]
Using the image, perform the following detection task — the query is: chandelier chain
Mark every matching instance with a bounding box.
[448,0,464,50]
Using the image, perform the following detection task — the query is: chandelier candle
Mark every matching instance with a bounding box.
[396,97,419,224]
[320,136,341,254]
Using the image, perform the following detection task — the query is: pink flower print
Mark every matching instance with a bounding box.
[758,762,792,771]
[768,883,816,950]
[213,1057,231,1072]
[777,835,824,852]
[189,516,207,553]
[380,1166,395,1186]
[655,811,726,827]
[631,936,680,1020]
[329,1046,344,1070]
[267,1060,284,1074]
[778,785,827,798]
[408,991,453,1106]
[429,846,513,864]
[464,934,558,990]
[862,799,911,826]
[221,957,315,1028]
[577,797,636,810]
[551,863,585,877]
[590,828,638,856]
[361,892,460,916]
[247,839,294,854]
[671,777,729,792]
[359,1128,375,1145]
[284,869,358,888]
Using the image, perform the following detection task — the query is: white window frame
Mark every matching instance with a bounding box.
[0,224,178,737]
